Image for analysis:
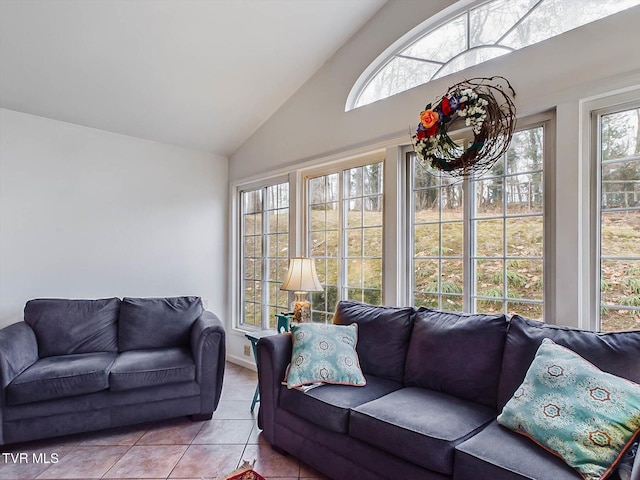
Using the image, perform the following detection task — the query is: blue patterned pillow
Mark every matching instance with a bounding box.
[286,323,366,389]
[498,338,640,480]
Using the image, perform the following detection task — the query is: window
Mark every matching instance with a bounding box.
[410,120,548,319]
[595,105,640,332]
[240,182,290,329]
[471,127,544,319]
[347,0,640,110]
[411,161,464,311]
[307,160,384,322]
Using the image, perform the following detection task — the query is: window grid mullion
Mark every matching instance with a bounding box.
[261,186,269,329]
[494,0,545,45]
[339,174,346,305]
[595,103,640,331]
[350,0,635,110]
[502,176,508,315]
[465,10,470,51]
[464,173,472,312]
[438,175,443,309]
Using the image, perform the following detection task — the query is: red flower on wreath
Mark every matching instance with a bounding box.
[426,123,438,137]
[441,97,452,116]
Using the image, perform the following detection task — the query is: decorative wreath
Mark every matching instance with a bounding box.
[412,76,516,178]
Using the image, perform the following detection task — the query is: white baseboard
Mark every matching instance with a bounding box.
[227,353,257,371]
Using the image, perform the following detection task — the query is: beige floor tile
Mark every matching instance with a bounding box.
[36,445,129,479]
[220,382,259,401]
[246,423,268,445]
[225,362,255,375]
[192,419,254,445]
[1,435,81,453]
[103,445,187,478]
[212,400,258,420]
[0,446,74,480]
[169,444,244,478]
[242,444,299,478]
[76,424,147,446]
[137,418,204,445]
[224,370,257,382]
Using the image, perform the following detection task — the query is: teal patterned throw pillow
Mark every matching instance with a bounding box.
[497,338,640,480]
[286,323,366,389]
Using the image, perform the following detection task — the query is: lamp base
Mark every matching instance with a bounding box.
[291,292,311,323]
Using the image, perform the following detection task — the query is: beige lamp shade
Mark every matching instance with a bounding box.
[280,257,323,293]
[280,258,322,323]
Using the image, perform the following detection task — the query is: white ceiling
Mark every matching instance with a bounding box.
[0,0,386,156]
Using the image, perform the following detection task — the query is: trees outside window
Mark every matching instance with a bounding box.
[307,161,384,322]
[411,159,464,311]
[596,106,640,331]
[348,0,640,110]
[471,127,544,319]
[410,123,547,319]
[240,182,290,329]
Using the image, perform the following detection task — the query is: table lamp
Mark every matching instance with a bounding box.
[280,257,323,323]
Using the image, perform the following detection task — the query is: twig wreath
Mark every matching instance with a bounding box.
[412,76,516,178]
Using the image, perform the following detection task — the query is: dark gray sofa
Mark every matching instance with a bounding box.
[0,296,226,445]
[257,300,640,480]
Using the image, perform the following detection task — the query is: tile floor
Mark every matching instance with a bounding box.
[0,362,330,480]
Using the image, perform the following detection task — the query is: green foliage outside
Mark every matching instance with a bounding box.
[244,197,639,332]
[243,112,639,332]
[599,107,640,331]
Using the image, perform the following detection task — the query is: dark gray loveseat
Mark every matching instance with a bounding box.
[0,296,226,445]
[257,300,640,480]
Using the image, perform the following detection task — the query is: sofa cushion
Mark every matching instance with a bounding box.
[280,374,402,434]
[349,387,496,475]
[497,338,640,480]
[118,296,203,351]
[454,421,582,480]
[498,315,640,411]
[6,352,116,406]
[404,308,509,408]
[24,298,120,357]
[109,347,196,391]
[332,300,414,383]
[286,322,366,389]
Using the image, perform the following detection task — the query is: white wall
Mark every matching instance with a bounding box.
[230,1,640,178]
[0,108,228,328]
[227,0,640,362]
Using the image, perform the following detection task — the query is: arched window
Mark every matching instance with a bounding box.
[346,0,640,111]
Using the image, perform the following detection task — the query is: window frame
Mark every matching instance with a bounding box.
[406,112,555,319]
[301,151,386,321]
[236,174,292,331]
[590,99,640,332]
[346,0,640,111]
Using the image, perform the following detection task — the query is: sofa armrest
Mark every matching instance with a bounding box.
[256,333,292,443]
[631,443,639,480]
[190,311,226,415]
[0,321,38,444]
[0,322,38,391]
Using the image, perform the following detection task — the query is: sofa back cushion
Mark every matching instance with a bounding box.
[404,308,509,408]
[24,298,120,358]
[497,314,640,411]
[118,296,203,351]
[333,301,414,383]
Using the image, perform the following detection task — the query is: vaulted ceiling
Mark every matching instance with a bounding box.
[0,0,386,156]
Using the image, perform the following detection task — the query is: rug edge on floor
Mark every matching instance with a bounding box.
[215,459,266,480]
